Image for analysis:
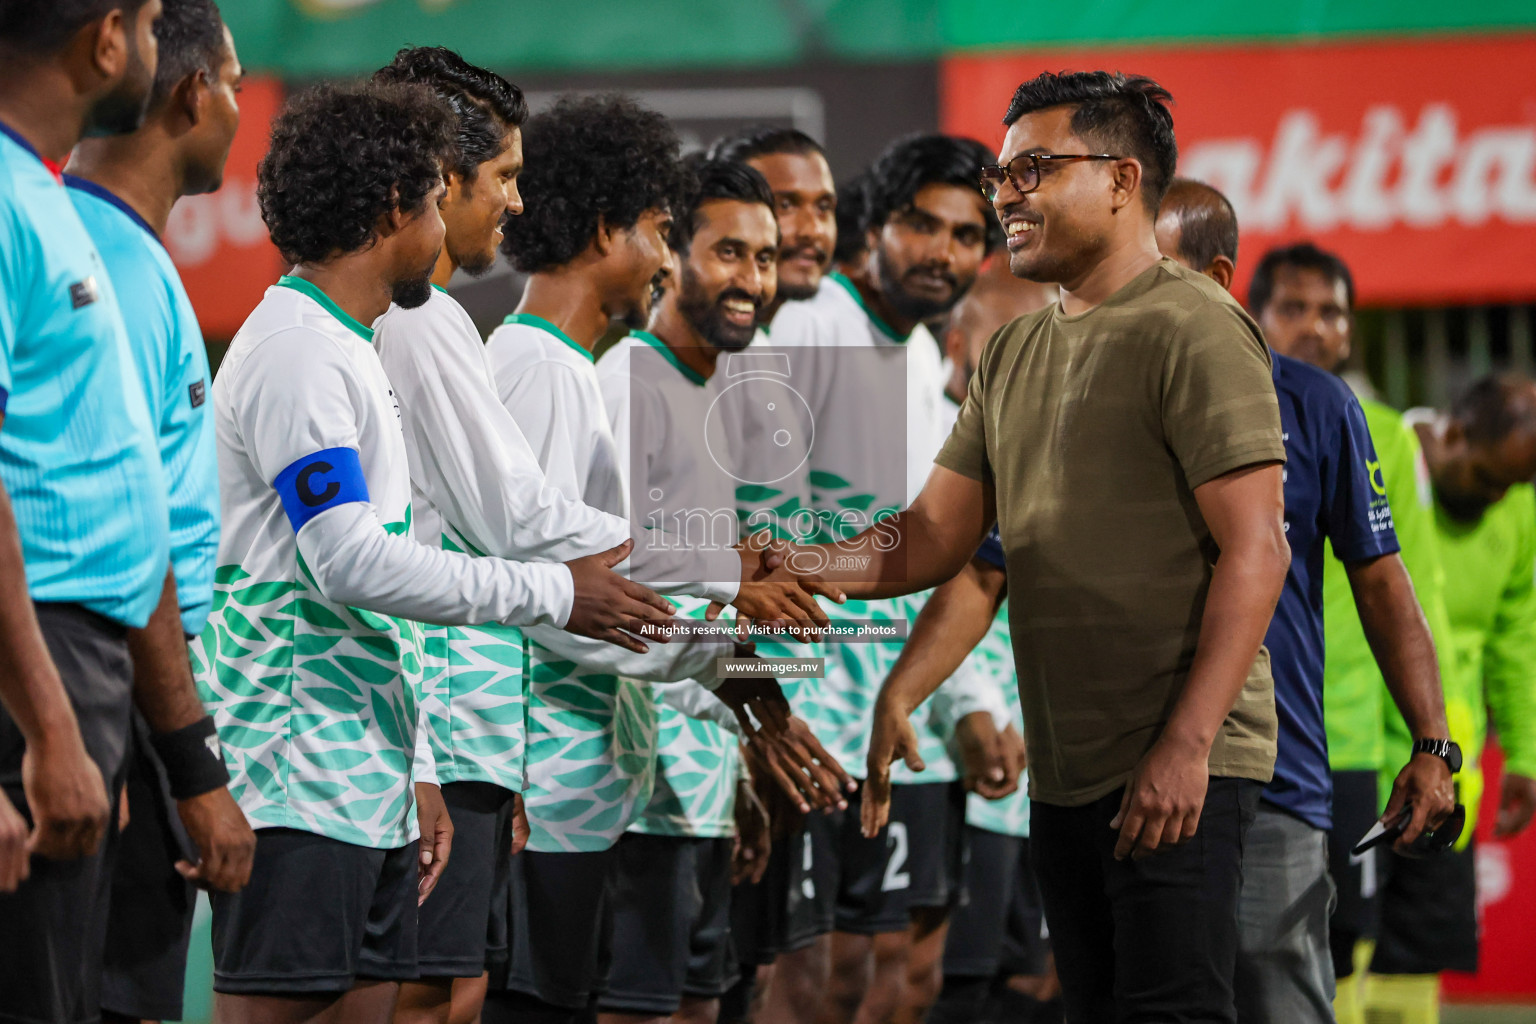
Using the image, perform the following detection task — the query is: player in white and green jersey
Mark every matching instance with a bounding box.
[198,83,676,1021]
[726,134,1001,1024]
[477,98,843,1024]
[592,158,785,1024]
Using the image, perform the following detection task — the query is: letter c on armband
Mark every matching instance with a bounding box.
[273,446,370,532]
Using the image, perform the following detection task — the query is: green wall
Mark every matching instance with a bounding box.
[223,0,1536,78]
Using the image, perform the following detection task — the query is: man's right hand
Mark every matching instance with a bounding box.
[746,716,854,814]
[861,692,923,838]
[0,787,28,891]
[21,734,109,860]
[564,540,677,653]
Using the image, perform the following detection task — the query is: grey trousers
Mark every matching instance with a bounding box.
[1234,802,1337,1024]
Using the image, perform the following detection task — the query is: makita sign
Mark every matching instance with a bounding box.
[942,36,1536,306]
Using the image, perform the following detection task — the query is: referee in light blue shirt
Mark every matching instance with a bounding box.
[0,5,173,1023]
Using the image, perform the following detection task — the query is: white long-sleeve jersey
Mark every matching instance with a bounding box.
[374,286,629,793]
[484,314,739,851]
[196,278,573,849]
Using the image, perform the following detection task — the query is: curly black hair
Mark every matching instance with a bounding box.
[670,154,775,253]
[258,81,454,266]
[864,133,1003,253]
[0,0,152,55]
[147,0,226,114]
[499,93,687,274]
[1003,71,1177,211]
[372,46,526,183]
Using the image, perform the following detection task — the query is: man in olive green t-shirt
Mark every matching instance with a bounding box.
[786,71,1290,1023]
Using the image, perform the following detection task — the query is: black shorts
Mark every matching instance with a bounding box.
[1370,840,1479,975]
[890,782,968,910]
[803,785,908,936]
[730,824,818,966]
[999,835,1051,978]
[1326,769,1383,978]
[943,826,1024,978]
[209,828,419,994]
[101,716,198,1020]
[599,833,739,1014]
[418,781,516,978]
[495,846,618,1010]
[0,603,134,1024]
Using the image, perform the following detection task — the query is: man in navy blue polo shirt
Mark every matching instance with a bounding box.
[1157,181,1456,1023]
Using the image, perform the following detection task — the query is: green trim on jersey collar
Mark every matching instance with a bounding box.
[276,275,374,342]
[431,283,449,294]
[632,331,707,387]
[502,312,594,363]
[827,270,908,344]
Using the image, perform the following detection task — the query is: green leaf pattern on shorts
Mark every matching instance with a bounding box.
[963,605,1028,838]
[193,518,424,849]
[521,639,659,852]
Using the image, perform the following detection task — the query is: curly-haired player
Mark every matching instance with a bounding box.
[200,81,678,1024]
[480,96,849,1024]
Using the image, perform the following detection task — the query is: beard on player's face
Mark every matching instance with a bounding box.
[85,44,155,137]
[874,240,970,324]
[391,247,440,310]
[677,265,762,352]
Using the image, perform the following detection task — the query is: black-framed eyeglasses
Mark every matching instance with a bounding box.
[978,153,1121,201]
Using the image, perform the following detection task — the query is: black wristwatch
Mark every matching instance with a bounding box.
[1412,738,1462,774]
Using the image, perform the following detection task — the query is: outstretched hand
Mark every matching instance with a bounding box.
[861,693,923,838]
[725,534,845,641]
[744,715,855,814]
[564,539,677,653]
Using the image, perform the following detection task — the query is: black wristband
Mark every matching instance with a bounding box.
[150,715,230,800]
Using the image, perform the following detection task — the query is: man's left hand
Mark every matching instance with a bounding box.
[1381,751,1455,850]
[1111,735,1209,860]
[174,786,255,892]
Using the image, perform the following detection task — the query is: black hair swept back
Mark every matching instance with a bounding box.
[670,155,776,252]
[706,124,826,164]
[372,46,527,183]
[1247,241,1356,319]
[257,81,455,265]
[0,0,153,54]
[864,133,1003,252]
[499,92,687,275]
[147,0,227,114]
[1003,71,1177,211]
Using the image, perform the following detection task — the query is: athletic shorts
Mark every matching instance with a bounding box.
[890,782,968,910]
[101,716,198,1020]
[803,785,908,936]
[599,833,739,1014]
[0,603,134,1024]
[495,846,618,1010]
[209,828,419,994]
[1326,769,1383,979]
[418,781,516,978]
[999,835,1051,979]
[1370,840,1478,975]
[943,826,1025,978]
[730,824,818,966]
